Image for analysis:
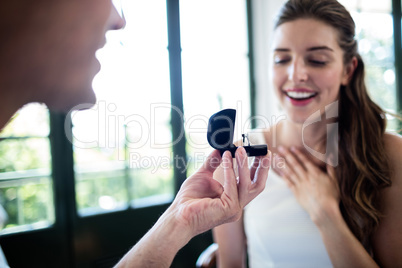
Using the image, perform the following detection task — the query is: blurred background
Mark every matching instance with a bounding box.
[0,0,400,267]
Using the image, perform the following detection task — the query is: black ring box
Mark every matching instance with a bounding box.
[207,109,268,158]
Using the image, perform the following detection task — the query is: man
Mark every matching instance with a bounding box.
[0,1,271,267]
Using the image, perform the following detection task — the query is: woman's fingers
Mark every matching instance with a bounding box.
[278,146,305,184]
[327,164,337,182]
[289,147,319,174]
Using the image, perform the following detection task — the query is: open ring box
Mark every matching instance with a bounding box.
[207,109,268,158]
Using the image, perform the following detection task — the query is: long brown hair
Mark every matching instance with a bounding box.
[275,0,391,253]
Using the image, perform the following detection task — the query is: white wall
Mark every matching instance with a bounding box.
[250,0,286,126]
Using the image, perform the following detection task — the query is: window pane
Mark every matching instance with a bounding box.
[75,169,128,216]
[0,104,53,234]
[0,175,54,234]
[354,12,395,108]
[72,0,174,215]
[348,4,398,130]
[0,139,51,172]
[0,103,49,138]
[339,0,391,13]
[180,0,251,174]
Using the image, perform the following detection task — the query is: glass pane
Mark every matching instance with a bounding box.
[0,103,53,234]
[180,0,251,174]
[0,175,54,234]
[0,139,51,172]
[350,7,398,130]
[129,167,173,207]
[339,0,391,13]
[75,170,128,216]
[338,0,358,11]
[0,103,49,138]
[72,0,174,215]
[354,12,395,108]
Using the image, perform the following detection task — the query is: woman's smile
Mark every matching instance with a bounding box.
[282,88,318,106]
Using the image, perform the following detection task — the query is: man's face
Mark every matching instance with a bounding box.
[2,0,125,111]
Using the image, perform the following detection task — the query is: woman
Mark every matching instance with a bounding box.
[213,0,402,267]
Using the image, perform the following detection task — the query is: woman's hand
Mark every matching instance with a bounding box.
[275,146,339,225]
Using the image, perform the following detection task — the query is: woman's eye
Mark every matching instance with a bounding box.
[309,59,326,65]
[274,58,290,64]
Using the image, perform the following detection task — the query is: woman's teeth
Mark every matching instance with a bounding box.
[285,91,317,100]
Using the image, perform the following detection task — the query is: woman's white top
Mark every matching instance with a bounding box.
[244,132,332,268]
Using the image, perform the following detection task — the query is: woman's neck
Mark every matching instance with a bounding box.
[276,118,330,154]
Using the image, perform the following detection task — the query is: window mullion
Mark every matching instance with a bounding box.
[166,0,187,192]
[392,0,402,119]
[247,0,257,128]
[49,111,76,266]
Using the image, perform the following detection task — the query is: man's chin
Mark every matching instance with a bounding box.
[66,100,97,113]
[48,90,97,114]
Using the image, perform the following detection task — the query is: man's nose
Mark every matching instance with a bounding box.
[110,1,126,30]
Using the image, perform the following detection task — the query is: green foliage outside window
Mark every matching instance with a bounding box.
[0,104,54,233]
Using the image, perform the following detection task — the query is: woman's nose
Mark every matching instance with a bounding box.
[288,58,308,82]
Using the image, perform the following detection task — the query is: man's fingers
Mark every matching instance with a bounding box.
[249,156,260,180]
[202,149,223,174]
[222,150,238,199]
[245,152,271,206]
[234,147,251,209]
[235,147,250,185]
[236,147,271,207]
[252,151,271,186]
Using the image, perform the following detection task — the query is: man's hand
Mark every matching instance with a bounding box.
[172,147,271,237]
[115,147,270,268]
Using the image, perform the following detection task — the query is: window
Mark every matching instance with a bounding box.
[0,0,251,239]
[1,0,401,239]
[339,0,400,131]
[0,104,54,234]
[71,0,251,214]
[1,1,400,266]
[180,0,251,174]
[71,0,174,215]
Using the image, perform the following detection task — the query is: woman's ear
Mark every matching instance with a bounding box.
[341,56,358,86]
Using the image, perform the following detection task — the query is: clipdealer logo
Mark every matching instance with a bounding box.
[302,100,339,167]
[63,101,287,171]
[63,100,338,170]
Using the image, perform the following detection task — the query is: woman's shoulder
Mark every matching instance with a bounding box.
[383,132,402,180]
[371,132,402,265]
[384,132,402,149]
[384,131,402,149]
